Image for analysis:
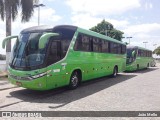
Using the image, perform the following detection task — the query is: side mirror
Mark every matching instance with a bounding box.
[39,33,59,49]
[125,42,129,45]
[132,50,136,57]
[2,36,18,49]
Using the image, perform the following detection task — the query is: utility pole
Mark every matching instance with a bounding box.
[33,4,45,26]
[143,41,148,48]
[126,37,132,45]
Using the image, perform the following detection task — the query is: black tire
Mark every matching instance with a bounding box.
[68,71,80,89]
[111,67,118,77]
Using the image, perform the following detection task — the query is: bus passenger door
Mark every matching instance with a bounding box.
[46,40,66,88]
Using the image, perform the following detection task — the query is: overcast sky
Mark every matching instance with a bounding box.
[0,0,160,54]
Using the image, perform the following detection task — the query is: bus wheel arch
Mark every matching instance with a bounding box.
[68,69,82,89]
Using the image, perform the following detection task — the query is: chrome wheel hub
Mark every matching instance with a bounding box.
[71,75,78,87]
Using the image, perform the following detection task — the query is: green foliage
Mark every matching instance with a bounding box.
[90,19,124,41]
[153,46,160,56]
[108,28,124,41]
[90,20,113,35]
[0,0,39,22]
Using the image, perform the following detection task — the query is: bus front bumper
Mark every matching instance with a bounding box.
[8,75,48,91]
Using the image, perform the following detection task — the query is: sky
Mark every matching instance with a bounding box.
[0,0,160,55]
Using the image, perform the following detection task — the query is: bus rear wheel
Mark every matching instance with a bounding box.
[68,71,80,89]
[111,66,118,77]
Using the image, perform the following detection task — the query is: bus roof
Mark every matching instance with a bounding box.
[127,45,152,51]
[20,25,78,34]
[20,25,126,45]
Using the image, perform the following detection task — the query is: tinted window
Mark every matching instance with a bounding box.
[143,50,145,57]
[150,51,152,57]
[145,51,147,57]
[121,45,126,54]
[47,41,61,65]
[74,33,124,55]
[61,39,70,58]
[117,44,121,54]
[102,40,109,53]
[138,49,141,56]
[138,49,152,57]
[147,51,150,57]
[47,39,71,66]
[110,42,118,54]
[93,38,102,52]
[141,50,144,57]
[74,34,91,52]
[110,42,114,53]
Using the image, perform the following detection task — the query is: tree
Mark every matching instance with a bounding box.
[153,46,160,56]
[0,0,39,70]
[90,19,124,41]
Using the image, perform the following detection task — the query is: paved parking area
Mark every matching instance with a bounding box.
[0,64,160,119]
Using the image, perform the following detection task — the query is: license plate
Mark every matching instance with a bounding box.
[16,81,22,86]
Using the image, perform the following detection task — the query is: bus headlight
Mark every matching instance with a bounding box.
[31,72,47,79]
[9,72,47,81]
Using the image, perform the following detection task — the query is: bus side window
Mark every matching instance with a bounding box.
[117,44,121,54]
[142,50,144,57]
[74,34,90,52]
[110,42,118,54]
[102,40,109,53]
[61,39,70,58]
[93,38,102,52]
[147,51,149,57]
[82,35,90,51]
[138,50,141,56]
[74,34,82,51]
[110,42,114,53]
[121,45,126,54]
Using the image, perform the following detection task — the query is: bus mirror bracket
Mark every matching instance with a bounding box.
[39,33,59,49]
[2,36,18,49]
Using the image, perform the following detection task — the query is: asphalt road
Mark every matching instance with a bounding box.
[0,63,160,119]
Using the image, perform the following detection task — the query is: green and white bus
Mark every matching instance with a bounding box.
[126,46,152,72]
[2,25,126,90]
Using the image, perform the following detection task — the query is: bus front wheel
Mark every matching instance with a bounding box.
[137,64,139,70]
[111,66,118,77]
[68,71,80,89]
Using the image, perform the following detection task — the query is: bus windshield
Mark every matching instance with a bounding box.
[127,48,134,58]
[10,32,46,69]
